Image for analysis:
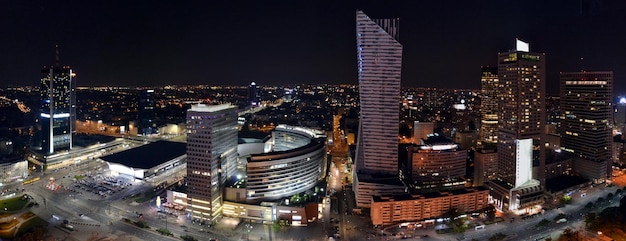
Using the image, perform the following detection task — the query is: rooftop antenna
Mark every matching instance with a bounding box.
[55,44,60,67]
[580,57,584,72]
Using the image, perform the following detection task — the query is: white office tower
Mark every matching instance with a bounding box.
[489,40,545,212]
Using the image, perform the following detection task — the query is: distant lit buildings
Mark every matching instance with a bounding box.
[489,40,545,212]
[560,71,613,182]
[186,103,238,222]
[401,134,466,191]
[615,97,626,132]
[353,10,406,208]
[413,121,435,144]
[40,45,76,154]
[479,66,499,146]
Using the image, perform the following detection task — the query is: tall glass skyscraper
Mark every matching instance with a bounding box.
[40,45,76,154]
[186,103,238,222]
[354,10,402,174]
[560,71,613,182]
[353,10,406,208]
[138,89,158,135]
[490,40,545,212]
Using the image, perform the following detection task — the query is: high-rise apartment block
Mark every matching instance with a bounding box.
[560,71,613,182]
[490,40,545,212]
[353,10,405,207]
[40,45,76,154]
[186,103,238,222]
[479,66,499,146]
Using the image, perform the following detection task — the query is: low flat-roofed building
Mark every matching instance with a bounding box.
[370,187,489,226]
[101,140,186,180]
[354,172,407,208]
[545,150,573,179]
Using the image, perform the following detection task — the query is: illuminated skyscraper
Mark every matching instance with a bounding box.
[354,10,402,174]
[40,45,76,154]
[138,89,157,135]
[490,40,545,212]
[248,82,260,107]
[186,103,238,222]
[479,66,498,146]
[560,71,613,182]
[353,10,406,208]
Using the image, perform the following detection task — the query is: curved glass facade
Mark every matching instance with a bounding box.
[246,127,326,201]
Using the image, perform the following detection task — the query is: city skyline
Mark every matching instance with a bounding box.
[1,1,626,94]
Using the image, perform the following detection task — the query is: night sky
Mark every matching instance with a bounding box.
[1,0,625,95]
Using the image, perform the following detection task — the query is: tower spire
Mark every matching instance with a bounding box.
[55,44,60,67]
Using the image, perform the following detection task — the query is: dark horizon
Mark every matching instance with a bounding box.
[1,1,626,95]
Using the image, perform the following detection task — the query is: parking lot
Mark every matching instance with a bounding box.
[71,175,133,199]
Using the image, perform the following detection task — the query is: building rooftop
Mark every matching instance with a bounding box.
[373,186,488,202]
[545,175,590,193]
[190,103,235,113]
[356,172,405,186]
[100,140,186,169]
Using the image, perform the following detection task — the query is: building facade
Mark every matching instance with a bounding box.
[354,10,402,174]
[40,45,76,154]
[413,121,435,144]
[490,40,545,212]
[474,148,497,186]
[560,71,613,182]
[370,187,489,226]
[402,135,466,191]
[353,10,406,208]
[479,66,499,146]
[186,103,238,222]
[245,125,327,201]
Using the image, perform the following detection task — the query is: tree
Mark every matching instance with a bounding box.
[597,197,604,204]
[607,192,614,200]
[445,208,467,233]
[181,235,198,241]
[488,232,507,241]
[584,213,598,229]
[557,228,582,241]
[585,202,594,209]
[485,205,496,222]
